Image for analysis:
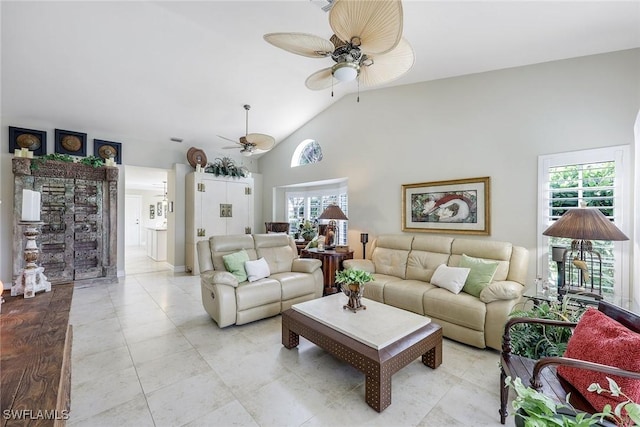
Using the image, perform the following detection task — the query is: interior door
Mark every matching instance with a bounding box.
[125,195,142,246]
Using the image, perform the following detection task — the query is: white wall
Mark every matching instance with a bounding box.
[258,49,640,289]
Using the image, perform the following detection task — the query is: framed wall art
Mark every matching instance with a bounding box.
[8,126,47,156]
[150,205,155,219]
[94,139,122,164]
[402,176,491,235]
[55,129,87,157]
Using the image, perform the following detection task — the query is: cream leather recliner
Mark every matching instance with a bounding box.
[197,233,323,327]
[344,234,529,350]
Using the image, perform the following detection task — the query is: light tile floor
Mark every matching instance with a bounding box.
[69,270,518,427]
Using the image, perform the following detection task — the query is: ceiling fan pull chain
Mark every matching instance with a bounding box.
[331,77,334,98]
[357,78,360,103]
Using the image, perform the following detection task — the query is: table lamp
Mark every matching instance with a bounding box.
[318,204,348,249]
[542,203,628,297]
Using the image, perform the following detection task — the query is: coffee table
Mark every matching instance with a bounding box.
[281,294,442,412]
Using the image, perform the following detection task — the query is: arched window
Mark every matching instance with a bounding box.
[291,139,323,167]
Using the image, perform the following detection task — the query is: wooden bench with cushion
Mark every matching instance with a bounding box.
[499,301,640,424]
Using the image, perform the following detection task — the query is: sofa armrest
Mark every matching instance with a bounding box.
[291,258,322,273]
[343,259,375,273]
[479,280,523,303]
[201,270,239,288]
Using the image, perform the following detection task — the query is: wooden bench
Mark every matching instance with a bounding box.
[499,301,640,424]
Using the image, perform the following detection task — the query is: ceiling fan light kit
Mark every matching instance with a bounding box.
[218,104,275,156]
[263,0,413,95]
[332,62,359,81]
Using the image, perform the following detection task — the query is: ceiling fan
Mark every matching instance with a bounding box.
[264,0,414,93]
[219,104,275,156]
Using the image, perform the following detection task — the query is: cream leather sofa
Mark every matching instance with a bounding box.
[343,234,528,350]
[197,233,323,327]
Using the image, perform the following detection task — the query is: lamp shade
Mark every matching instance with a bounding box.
[542,207,628,241]
[318,204,348,220]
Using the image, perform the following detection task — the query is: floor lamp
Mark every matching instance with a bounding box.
[318,204,348,249]
[542,204,628,299]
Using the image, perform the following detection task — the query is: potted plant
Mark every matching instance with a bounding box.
[299,220,317,242]
[505,376,640,427]
[335,269,373,313]
[508,297,586,359]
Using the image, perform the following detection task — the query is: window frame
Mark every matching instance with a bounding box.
[285,183,348,245]
[537,145,631,300]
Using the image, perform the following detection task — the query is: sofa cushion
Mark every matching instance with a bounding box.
[362,274,403,302]
[423,288,486,331]
[406,251,451,282]
[209,235,257,271]
[430,264,470,294]
[235,279,281,311]
[372,247,410,279]
[272,272,317,300]
[450,239,512,281]
[371,235,413,279]
[459,254,499,297]
[245,258,271,282]
[384,280,435,315]
[557,308,640,412]
[254,233,297,274]
[222,250,249,282]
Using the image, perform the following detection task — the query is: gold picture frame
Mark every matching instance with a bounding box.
[402,177,490,235]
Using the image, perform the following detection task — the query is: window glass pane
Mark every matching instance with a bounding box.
[291,139,323,167]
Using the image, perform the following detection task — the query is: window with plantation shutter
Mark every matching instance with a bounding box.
[538,146,630,299]
[285,184,348,245]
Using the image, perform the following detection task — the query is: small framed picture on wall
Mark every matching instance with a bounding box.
[150,205,155,219]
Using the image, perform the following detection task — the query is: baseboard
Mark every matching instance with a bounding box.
[171,264,186,273]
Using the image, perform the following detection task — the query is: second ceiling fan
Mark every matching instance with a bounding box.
[264,0,414,91]
[219,104,275,156]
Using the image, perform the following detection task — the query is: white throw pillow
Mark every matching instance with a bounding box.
[244,257,271,282]
[430,264,471,294]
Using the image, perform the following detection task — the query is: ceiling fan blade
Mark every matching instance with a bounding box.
[329,0,402,56]
[305,67,338,90]
[217,135,241,144]
[263,33,334,58]
[359,37,414,87]
[245,133,275,151]
[223,146,241,150]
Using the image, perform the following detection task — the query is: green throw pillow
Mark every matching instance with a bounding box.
[222,250,249,282]
[459,254,499,297]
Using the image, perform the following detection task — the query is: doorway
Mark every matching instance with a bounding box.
[124,166,171,275]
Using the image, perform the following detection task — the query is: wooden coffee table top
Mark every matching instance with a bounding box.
[292,294,431,350]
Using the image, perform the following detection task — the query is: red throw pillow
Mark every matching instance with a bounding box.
[557,307,640,412]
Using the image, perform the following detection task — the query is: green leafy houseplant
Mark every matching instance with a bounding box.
[299,220,317,241]
[509,297,587,359]
[506,376,640,427]
[205,157,248,178]
[335,269,373,288]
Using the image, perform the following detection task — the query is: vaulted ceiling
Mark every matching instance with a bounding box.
[2,1,639,157]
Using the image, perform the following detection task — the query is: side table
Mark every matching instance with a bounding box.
[301,248,354,295]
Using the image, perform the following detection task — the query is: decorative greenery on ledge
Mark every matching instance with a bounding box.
[30,154,105,171]
[204,157,248,178]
